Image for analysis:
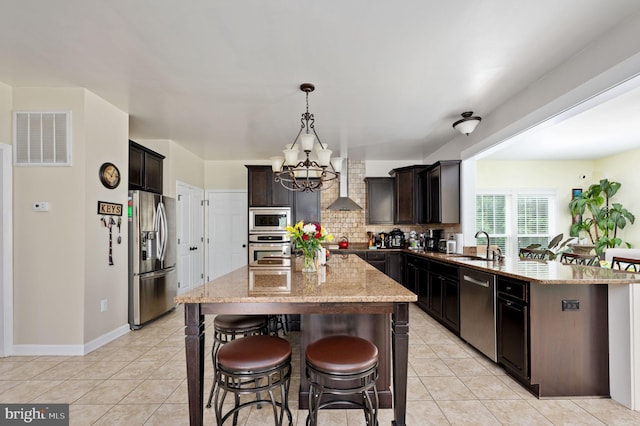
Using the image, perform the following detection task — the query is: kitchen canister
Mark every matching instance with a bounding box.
[455,233,464,254]
[446,238,456,254]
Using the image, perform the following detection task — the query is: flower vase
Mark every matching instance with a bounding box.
[302,252,317,273]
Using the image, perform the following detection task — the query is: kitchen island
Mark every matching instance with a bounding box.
[175,254,417,426]
[340,246,640,408]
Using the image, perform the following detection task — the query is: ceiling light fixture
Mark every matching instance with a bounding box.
[271,83,342,192]
[453,111,482,135]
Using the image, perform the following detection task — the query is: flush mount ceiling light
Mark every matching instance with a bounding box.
[453,111,482,135]
[271,83,342,192]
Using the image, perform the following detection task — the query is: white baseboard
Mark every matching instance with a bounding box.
[9,324,130,356]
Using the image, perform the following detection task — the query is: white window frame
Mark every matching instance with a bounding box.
[476,189,557,257]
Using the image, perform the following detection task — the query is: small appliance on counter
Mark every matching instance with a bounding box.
[425,229,443,251]
[338,236,349,249]
[388,228,405,248]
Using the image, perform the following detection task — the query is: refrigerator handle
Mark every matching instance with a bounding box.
[158,201,168,261]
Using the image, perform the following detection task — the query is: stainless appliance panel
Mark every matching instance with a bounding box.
[249,207,291,233]
[249,233,290,243]
[128,190,178,329]
[249,243,291,262]
[131,267,177,327]
[459,267,497,361]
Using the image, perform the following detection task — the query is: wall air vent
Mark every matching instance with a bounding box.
[13,111,71,166]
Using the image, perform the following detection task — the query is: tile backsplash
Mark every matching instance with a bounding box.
[320,160,460,244]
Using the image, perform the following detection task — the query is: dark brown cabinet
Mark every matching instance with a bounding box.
[293,189,320,224]
[405,254,428,302]
[387,251,404,283]
[246,165,292,207]
[497,277,609,397]
[389,166,427,225]
[366,251,387,273]
[497,278,529,381]
[129,141,164,193]
[421,160,460,224]
[425,260,459,333]
[365,177,394,224]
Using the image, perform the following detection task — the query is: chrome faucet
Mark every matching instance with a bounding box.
[474,230,491,260]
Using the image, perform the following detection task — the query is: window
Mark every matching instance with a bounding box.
[476,192,556,257]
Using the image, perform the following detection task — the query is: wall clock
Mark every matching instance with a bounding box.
[99,162,121,189]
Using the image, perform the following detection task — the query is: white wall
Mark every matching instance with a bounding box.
[427,10,640,165]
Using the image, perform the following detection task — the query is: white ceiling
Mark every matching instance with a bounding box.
[1,0,639,161]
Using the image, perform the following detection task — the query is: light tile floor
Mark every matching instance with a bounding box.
[1,303,640,425]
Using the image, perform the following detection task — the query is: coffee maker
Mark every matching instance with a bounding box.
[425,229,443,251]
[388,228,405,248]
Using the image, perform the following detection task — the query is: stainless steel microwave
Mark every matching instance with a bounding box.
[249,207,291,233]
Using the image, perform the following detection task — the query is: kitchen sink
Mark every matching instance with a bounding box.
[446,254,487,261]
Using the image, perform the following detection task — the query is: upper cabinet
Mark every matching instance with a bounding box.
[389,165,427,225]
[293,189,321,224]
[421,160,460,224]
[365,177,394,224]
[246,165,293,207]
[129,140,164,194]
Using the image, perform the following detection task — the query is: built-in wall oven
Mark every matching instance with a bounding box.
[249,207,291,234]
[248,233,292,262]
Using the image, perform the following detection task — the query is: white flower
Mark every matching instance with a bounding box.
[302,223,317,234]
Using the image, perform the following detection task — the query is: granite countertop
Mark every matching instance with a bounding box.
[407,251,640,285]
[175,254,418,304]
[330,244,640,284]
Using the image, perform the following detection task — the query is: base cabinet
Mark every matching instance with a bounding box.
[405,255,428,301]
[497,277,529,381]
[497,276,610,397]
[425,260,459,333]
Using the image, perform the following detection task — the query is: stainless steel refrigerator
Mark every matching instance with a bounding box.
[128,190,177,329]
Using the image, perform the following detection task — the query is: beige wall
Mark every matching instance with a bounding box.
[476,151,640,249]
[595,148,640,249]
[0,82,11,142]
[12,87,128,347]
[83,90,129,343]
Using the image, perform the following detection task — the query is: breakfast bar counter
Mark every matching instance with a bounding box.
[175,254,417,426]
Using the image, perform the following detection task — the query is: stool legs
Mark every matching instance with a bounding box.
[206,319,269,409]
[214,360,292,425]
[306,363,379,426]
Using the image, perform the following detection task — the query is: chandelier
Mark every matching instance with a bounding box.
[271,83,343,192]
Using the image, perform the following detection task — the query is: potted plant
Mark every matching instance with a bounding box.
[523,233,574,260]
[569,178,635,257]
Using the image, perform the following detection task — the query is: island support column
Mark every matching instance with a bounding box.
[185,303,205,426]
[392,302,409,426]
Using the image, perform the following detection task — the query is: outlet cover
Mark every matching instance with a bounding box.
[101,299,108,312]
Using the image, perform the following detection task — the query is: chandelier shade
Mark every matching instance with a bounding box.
[272,83,342,192]
[452,111,482,135]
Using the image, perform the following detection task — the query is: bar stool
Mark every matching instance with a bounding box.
[214,335,292,426]
[206,315,270,408]
[305,335,379,426]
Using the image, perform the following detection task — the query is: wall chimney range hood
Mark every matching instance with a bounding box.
[326,160,362,211]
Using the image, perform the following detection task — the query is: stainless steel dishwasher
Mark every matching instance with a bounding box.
[459,267,497,361]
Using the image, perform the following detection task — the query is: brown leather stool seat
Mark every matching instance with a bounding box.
[214,335,292,426]
[205,315,270,409]
[305,335,379,426]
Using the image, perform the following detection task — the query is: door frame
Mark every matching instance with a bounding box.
[1,143,13,357]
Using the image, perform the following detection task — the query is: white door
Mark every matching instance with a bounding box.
[176,182,205,294]
[206,191,248,281]
[0,144,13,357]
